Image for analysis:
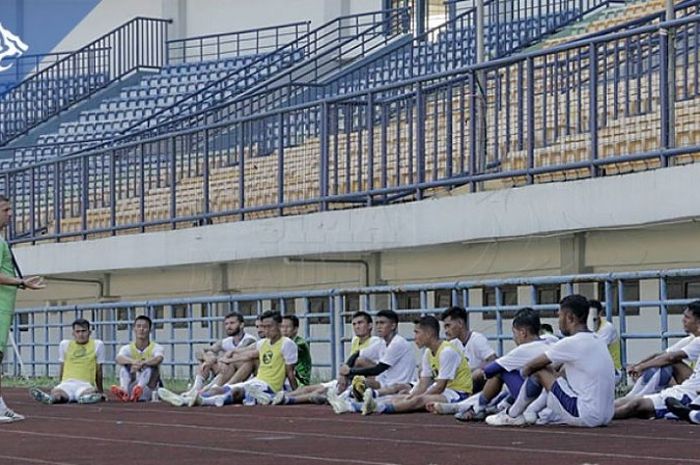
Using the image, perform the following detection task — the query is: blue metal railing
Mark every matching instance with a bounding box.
[0,50,74,96]
[0,17,172,146]
[3,268,699,380]
[166,22,311,64]
[2,14,700,243]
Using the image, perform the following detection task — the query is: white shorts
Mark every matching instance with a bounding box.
[439,387,469,403]
[54,379,95,402]
[544,378,612,428]
[645,385,697,419]
[240,378,275,405]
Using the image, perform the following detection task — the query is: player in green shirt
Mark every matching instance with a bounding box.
[0,195,46,423]
[281,315,312,387]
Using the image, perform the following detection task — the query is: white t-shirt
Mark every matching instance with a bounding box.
[222,332,257,352]
[678,337,700,391]
[596,320,618,345]
[58,339,106,364]
[358,337,385,363]
[667,335,696,353]
[545,332,615,425]
[420,343,462,381]
[255,337,298,365]
[452,332,496,370]
[376,334,417,387]
[495,339,551,372]
[117,342,165,360]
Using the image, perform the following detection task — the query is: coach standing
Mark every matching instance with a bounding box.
[0,195,45,423]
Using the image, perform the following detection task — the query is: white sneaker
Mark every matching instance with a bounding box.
[246,385,272,405]
[29,387,53,405]
[157,388,185,407]
[485,410,526,427]
[0,408,25,423]
[271,392,286,405]
[431,402,460,415]
[361,388,377,415]
[327,389,353,414]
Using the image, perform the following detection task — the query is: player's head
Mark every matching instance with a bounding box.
[254,315,266,338]
[682,300,700,335]
[587,299,604,331]
[259,311,283,339]
[375,310,399,339]
[440,306,468,340]
[351,311,373,338]
[540,323,554,335]
[223,312,244,336]
[558,294,590,336]
[413,315,440,348]
[134,315,152,339]
[71,318,91,344]
[281,314,300,338]
[511,307,541,345]
[0,195,11,230]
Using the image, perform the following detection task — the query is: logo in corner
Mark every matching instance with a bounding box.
[0,22,29,73]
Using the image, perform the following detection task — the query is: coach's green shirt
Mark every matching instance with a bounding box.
[0,239,18,314]
[293,335,312,386]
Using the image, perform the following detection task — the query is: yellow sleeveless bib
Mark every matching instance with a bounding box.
[62,339,97,385]
[428,341,473,394]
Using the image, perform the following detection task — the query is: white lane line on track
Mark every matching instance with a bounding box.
[0,429,402,465]
[10,399,695,444]
[15,414,700,464]
[0,455,80,465]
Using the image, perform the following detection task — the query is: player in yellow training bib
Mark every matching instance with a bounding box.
[360,315,472,415]
[272,311,381,406]
[29,319,105,405]
[112,315,165,402]
[195,311,298,407]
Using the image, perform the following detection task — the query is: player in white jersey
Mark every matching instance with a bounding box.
[160,312,257,404]
[328,310,417,414]
[440,306,496,392]
[361,316,472,415]
[272,311,381,405]
[615,301,700,420]
[487,295,615,427]
[428,308,551,419]
[588,300,623,384]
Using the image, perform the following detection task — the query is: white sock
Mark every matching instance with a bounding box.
[0,396,6,410]
[193,375,204,391]
[119,367,132,390]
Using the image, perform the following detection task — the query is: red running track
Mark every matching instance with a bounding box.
[0,389,697,465]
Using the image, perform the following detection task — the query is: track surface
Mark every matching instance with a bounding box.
[0,389,697,465]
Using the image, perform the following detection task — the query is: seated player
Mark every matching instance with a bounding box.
[440,306,496,392]
[281,315,312,387]
[328,309,417,413]
[273,311,380,405]
[29,318,105,405]
[428,307,551,419]
[192,311,298,406]
[540,323,559,343]
[111,315,165,402]
[588,300,623,384]
[162,312,257,402]
[487,295,615,427]
[360,315,471,415]
[614,301,700,420]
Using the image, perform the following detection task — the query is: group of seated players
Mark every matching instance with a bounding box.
[29,295,700,427]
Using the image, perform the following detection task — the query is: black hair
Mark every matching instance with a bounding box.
[440,306,468,323]
[589,299,604,314]
[72,318,91,330]
[376,309,399,325]
[559,294,590,324]
[512,307,541,335]
[282,314,300,328]
[415,315,440,338]
[224,312,245,324]
[687,300,700,320]
[541,323,554,334]
[351,311,372,324]
[135,315,153,330]
[260,310,282,323]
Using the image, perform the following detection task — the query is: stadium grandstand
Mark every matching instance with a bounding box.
[1,0,700,463]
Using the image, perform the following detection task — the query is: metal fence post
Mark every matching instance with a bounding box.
[320,102,329,211]
[589,43,600,177]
